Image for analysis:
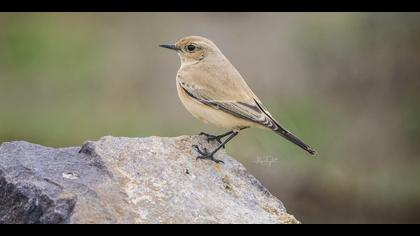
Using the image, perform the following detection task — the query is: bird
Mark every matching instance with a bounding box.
[160,36,316,163]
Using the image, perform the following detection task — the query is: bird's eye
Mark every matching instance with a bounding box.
[186,44,196,52]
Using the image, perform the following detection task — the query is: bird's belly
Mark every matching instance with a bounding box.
[176,82,253,130]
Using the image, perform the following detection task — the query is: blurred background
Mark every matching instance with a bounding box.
[1,13,420,223]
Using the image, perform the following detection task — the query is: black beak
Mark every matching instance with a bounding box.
[159,44,178,51]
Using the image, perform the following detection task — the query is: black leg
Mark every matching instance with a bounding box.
[193,131,239,164]
[199,131,234,147]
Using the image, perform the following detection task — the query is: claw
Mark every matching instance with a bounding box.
[210,158,224,164]
[192,144,224,164]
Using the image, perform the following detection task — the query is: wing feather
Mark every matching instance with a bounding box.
[178,79,274,127]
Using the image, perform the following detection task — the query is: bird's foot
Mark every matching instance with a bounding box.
[199,132,225,148]
[192,145,224,164]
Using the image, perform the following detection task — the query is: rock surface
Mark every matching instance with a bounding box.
[0,135,299,224]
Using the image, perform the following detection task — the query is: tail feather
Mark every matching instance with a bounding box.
[253,99,316,155]
[273,125,317,155]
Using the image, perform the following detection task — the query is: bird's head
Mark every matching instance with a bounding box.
[160,36,222,64]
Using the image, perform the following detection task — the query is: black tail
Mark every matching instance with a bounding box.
[273,123,317,156]
[252,99,316,155]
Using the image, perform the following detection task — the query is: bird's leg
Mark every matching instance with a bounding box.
[199,131,234,148]
[193,131,239,164]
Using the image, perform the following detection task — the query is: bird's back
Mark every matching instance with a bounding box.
[178,55,261,104]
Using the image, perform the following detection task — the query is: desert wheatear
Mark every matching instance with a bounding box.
[160,36,316,163]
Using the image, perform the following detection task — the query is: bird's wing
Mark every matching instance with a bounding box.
[177,75,277,129]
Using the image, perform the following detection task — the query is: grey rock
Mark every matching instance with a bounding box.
[0,136,299,224]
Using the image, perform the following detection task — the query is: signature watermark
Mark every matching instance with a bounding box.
[254,155,279,167]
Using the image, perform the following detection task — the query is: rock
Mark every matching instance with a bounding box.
[0,135,299,224]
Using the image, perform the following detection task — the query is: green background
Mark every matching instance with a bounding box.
[1,13,420,223]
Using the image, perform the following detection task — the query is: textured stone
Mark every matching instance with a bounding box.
[0,136,299,224]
